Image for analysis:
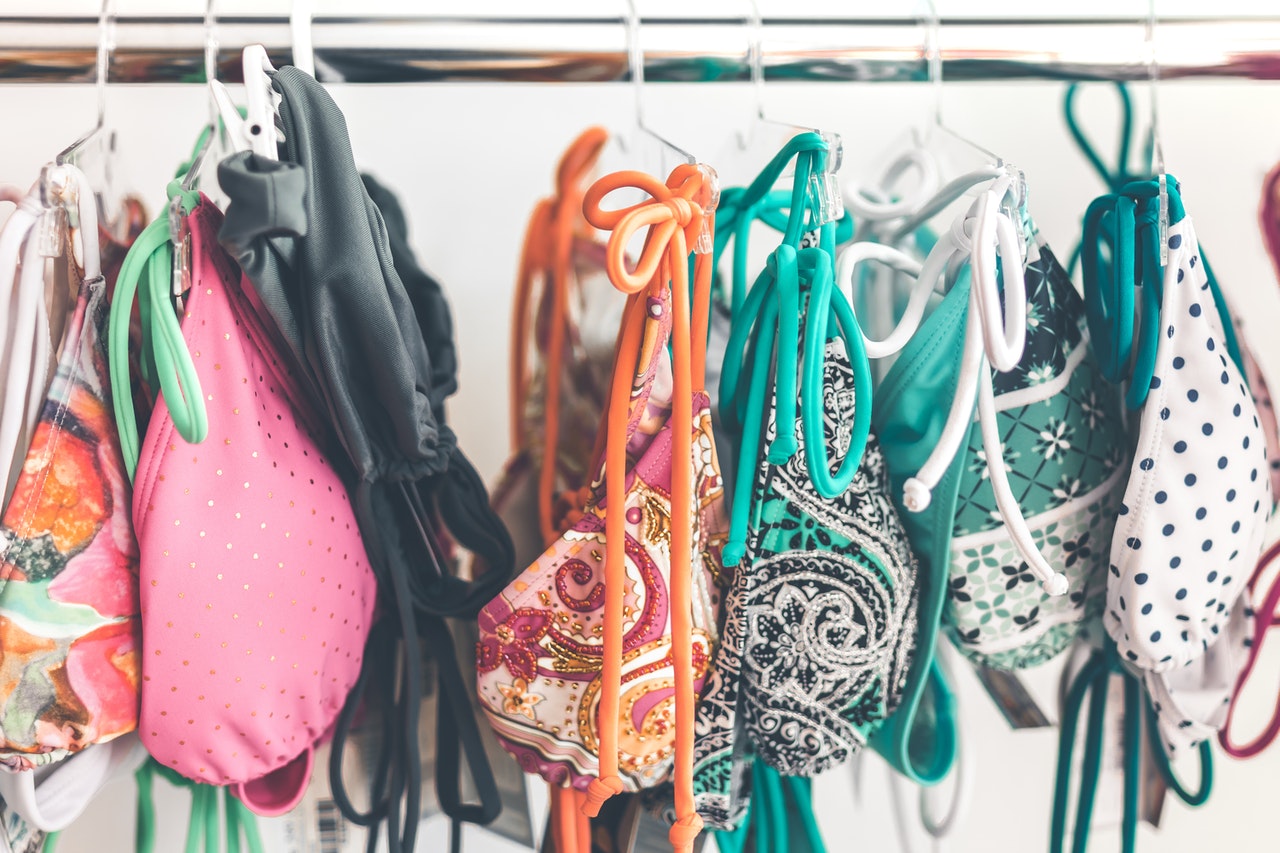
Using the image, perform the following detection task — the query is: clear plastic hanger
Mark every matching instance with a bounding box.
[730,0,842,223]
[1146,0,1171,264]
[45,0,117,230]
[54,0,113,170]
[609,0,718,254]
[845,0,1013,233]
[617,0,696,170]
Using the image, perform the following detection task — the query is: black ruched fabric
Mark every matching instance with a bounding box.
[217,67,513,853]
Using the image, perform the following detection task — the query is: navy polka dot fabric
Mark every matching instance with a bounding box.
[1104,216,1271,685]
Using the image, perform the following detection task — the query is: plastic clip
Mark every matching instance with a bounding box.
[695,163,720,255]
[36,206,66,259]
[1157,174,1170,266]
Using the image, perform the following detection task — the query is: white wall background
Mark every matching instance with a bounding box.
[3,2,1280,852]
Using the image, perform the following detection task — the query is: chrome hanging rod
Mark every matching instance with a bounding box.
[2,14,1279,84]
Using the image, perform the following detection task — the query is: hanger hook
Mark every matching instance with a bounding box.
[747,0,765,121]
[291,0,315,78]
[624,0,646,131]
[53,0,115,168]
[922,0,943,128]
[204,0,219,86]
[1145,0,1165,176]
[94,0,115,131]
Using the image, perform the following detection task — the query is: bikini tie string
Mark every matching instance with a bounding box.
[581,163,716,843]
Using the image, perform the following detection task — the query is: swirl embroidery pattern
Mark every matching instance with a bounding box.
[476,390,728,793]
[693,334,919,828]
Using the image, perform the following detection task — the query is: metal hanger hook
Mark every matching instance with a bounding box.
[1145,0,1165,175]
[922,0,943,128]
[747,0,765,121]
[94,0,115,131]
[624,0,647,131]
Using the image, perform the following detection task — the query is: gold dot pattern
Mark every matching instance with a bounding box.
[133,203,375,797]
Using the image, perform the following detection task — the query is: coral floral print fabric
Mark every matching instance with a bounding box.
[0,237,140,768]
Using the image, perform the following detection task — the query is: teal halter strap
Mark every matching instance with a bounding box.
[712,761,828,853]
[1050,642,1141,853]
[1082,176,1243,410]
[1144,699,1214,807]
[1064,82,1144,277]
[1081,177,1182,411]
[717,134,871,566]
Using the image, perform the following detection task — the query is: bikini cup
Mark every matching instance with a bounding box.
[1094,188,1270,675]
[478,163,722,853]
[0,166,142,771]
[119,199,376,812]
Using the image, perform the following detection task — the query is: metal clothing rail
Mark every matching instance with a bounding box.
[2,14,1280,84]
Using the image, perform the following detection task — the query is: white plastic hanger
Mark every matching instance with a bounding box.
[202,0,280,164]
[291,0,316,77]
[0,186,51,507]
[209,45,281,161]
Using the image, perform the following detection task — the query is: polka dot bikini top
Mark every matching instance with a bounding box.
[129,199,375,815]
[1102,199,1270,679]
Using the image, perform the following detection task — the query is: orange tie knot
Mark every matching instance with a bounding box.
[668,812,705,852]
[580,774,624,818]
[662,196,695,228]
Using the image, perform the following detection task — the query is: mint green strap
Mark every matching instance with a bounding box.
[185,785,208,853]
[134,759,265,853]
[143,218,208,445]
[108,212,208,482]
[41,832,58,853]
